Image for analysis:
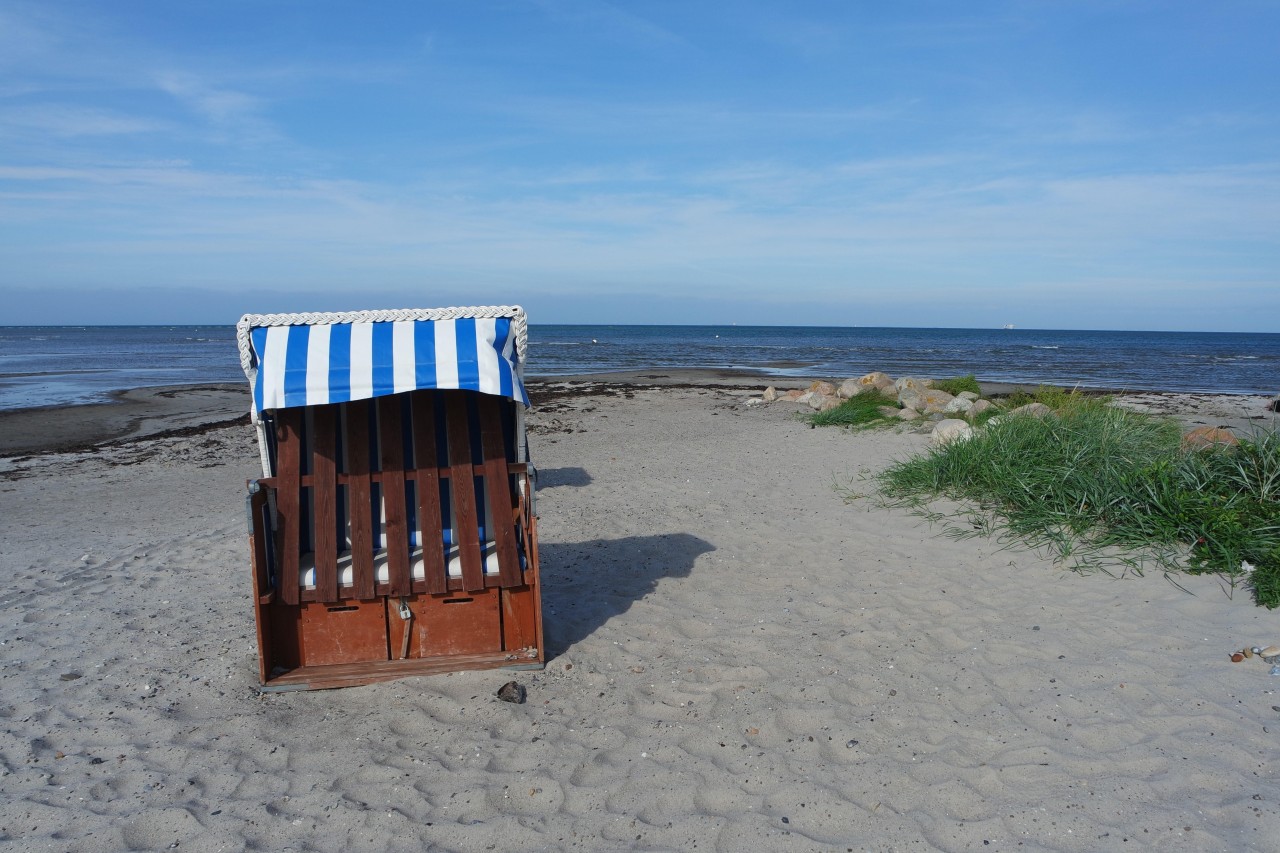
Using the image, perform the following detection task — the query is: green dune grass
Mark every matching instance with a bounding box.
[870,395,1280,607]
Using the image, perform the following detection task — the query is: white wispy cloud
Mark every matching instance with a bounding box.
[0,104,172,137]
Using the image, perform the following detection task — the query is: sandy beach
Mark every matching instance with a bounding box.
[2,375,1278,851]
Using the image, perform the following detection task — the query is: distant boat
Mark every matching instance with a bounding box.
[1002,323,1016,330]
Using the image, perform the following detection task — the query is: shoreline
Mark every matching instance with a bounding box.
[1,371,1276,458]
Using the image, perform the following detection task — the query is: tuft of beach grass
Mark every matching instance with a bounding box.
[870,394,1280,607]
[808,390,901,428]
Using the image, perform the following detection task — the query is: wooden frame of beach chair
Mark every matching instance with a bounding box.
[237,307,543,691]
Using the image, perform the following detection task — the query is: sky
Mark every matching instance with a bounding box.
[1,1,1278,330]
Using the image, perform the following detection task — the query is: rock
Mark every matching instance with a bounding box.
[897,387,925,412]
[744,398,765,408]
[837,378,868,399]
[918,389,956,414]
[932,419,974,446]
[895,407,921,421]
[1268,398,1280,413]
[1182,426,1239,450]
[794,391,816,406]
[779,389,806,402]
[858,371,893,389]
[497,681,527,704]
[1007,402,1053,419]
[809,380,837,396]
[895,377,934,394]
[957,391,980,401]
[943,396,974,415]
[762,386,778,403]
[808,394,840,411]
[969,399,995,417]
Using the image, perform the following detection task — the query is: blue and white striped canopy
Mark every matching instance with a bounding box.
[241,313,529,413]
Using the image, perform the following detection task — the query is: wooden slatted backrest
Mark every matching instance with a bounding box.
[478,394,522,588]
[266,388,527,604]
[410,392,449,595]
[310,406,339,601]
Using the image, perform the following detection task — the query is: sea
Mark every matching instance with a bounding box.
[0,324,1277,412]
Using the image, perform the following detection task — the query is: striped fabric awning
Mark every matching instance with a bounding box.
[237,308,529,414]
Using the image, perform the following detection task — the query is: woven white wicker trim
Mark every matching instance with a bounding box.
[235,305,527,378]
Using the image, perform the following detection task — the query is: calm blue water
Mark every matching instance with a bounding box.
[1,325,1277,411]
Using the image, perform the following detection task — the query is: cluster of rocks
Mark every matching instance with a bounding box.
[744,371,1023,444]
[745,371,1257,450]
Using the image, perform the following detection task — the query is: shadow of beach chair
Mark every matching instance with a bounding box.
[236,307,543,691]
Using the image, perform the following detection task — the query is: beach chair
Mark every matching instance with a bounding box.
[236,307,543,691]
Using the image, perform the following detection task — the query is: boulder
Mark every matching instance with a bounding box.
[877,406,902,419]
[897,387,925,412]
[1181,426,1240,450]
[808,393,840,411]
[932,419,974,446]
[762,386,778,403]
[744,397,765,408]
[1007,402,1053,419]
[969,399,996,417]
[779,388,806,402]
[859,371,893,389]
[918,389,956,414]
[943,396,974,415]
[895,377,934,394]
[957,391,980,401]
[838,378,868,399]
[809,380,837,397]
[896,407,921,421]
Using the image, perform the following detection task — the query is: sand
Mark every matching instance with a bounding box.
[1,377,1278,851]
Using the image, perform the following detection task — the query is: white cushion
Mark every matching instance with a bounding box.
[300,542,500,589]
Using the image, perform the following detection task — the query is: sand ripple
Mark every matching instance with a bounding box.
[1,388,1277,850]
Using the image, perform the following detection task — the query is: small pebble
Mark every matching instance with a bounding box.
[496,681,526,704]
[1032,626,1040,631]
[59,672,82,681]
[845,739,858,748]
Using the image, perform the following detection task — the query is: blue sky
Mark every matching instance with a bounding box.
[2,1,1277,330]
